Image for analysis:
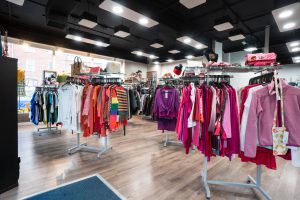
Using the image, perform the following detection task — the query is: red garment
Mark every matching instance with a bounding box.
[239,147,291,170]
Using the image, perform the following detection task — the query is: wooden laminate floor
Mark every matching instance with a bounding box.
[1,116,300,200]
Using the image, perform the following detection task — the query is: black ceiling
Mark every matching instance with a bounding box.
[0,0,299,64]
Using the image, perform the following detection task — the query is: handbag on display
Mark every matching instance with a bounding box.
[245,53,277,66]
[173,64,183,76]
[71,56,84,75]
[106,62,121,73]
[272,76,289,156]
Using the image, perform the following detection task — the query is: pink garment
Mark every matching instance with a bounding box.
[192,122,200,147]
[82,85,93,116]
[222,88,232,138]
[244,82,300,158]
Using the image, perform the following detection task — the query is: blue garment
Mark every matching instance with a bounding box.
[30,92,39,125]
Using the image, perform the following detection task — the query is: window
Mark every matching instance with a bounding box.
[26,59,35,72]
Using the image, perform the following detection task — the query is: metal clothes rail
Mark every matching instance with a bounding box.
[202,157,271,200]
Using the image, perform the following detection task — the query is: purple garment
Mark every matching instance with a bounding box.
[152,87,179,132]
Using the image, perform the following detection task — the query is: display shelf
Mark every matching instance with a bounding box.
[207,65,283,72]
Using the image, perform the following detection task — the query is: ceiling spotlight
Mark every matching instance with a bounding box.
[244,47,257,52]
[139,18,149,25]
[96,41,103,46]
[290,42,299,47]
[74,36,82,41]
[112,6,123,14]
[149,55,155,59]
[196,44,203,49]
[186,55,194,59]
[184,38,191,44]
[136,51,143,56]
[295,56,300,60]
[167,59,173,62]
[292,47,300,52]
[283,22,296,29]
[153,61,160,65]
[169,50,180,54]
[279,10,293,18]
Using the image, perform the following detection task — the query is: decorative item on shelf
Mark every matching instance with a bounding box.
[204,48,218,62]
[71,56,91,75]
[162,73,173,79]
[106,61,121,73]
[173,64,183,76]
[182,67,196,77]
[57,74,68,83]
[245,52,277,66]
[43,70,57,85]
[17,69,25,83]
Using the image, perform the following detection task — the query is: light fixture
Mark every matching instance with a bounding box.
[293,56,300,63]
[228,29,245,41]
[196,44,203,49]
[66,28,110,47]
[283,22,296,29]
[177,36,207,49]
[179,0,206,9]
[292,47,300,52]
[184,38,191,44]
[114,25,130,38]
[294,56,300,60]
[290,42,299,47]
[74,36,82,41]
[99,0,159,28]
[131,51,159,59]
[279,10,293,18]
[166,59,174,62]
[150,39,164,48]
[22,42,29,48]
[139,18,149,25]
[186,55,194,59]
[169,50,180,54]
[112,6,123,14]
[78,12,98,28]
[5,0,24,6]
[153,61,160,65]
[244,46,257,52]
[214,16,234,31]
[136,51,143,56]
[272,3,300,32]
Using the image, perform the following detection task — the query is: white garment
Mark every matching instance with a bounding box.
[188,83,196,128]
[58,84,80,131]
[240,85,263,151]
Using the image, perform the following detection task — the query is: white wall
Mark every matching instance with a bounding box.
[124,60,148,79]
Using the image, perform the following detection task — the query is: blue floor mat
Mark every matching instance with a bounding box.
[24,176,123,200]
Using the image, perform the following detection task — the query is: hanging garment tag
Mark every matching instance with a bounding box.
[165,91,168,99]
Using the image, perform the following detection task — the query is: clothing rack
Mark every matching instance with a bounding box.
[201,66,276,200]
[68,131,112,158]
[34,86,61,136]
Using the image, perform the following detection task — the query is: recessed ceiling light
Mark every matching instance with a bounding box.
[214,22,234,31]
[294,56,300,60]
[150,43,163,48]
[136,51,143,56]
[184,38,191,44]
[96,41,103,46]
[179,0,206,9]
[228,34,245,41]
[139,18,149,25]
[153,61,160,65]
[292,47,300,52]
[99,0,158,28]
[290,42,299,47]
[186,55,194,59]
[149,55,155,59]
[74,36,82,41]
[244,47,257,52]
[283,22,296,29]
[78,12,98,28]
[169,50,180,54]
[177,36,207,49]
[279,10,293,18]
[167,59,174,62]
[196,44,203,49]
[114,25,130,38]
[112,6,123,14]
